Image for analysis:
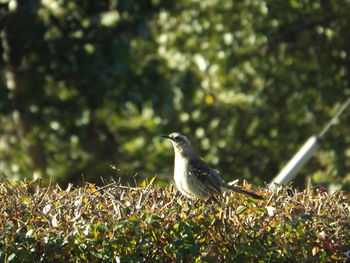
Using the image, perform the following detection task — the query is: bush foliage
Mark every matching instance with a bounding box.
[1,179,349,262]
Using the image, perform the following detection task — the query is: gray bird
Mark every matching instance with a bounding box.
[162,132,263,200]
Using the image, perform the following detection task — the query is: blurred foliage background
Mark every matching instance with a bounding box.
[1,0,350,189]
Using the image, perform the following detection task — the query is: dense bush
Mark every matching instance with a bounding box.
[1,179,349,262]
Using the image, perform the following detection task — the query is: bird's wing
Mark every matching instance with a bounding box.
[189,157,223,194]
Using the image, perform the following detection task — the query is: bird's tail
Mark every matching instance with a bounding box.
[223,184,264,200]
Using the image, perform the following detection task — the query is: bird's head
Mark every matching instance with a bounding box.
[162,132,195,156]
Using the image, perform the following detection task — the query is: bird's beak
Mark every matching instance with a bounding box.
[161,135,171,140]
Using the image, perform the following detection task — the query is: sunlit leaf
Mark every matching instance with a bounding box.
[236,205,247,215]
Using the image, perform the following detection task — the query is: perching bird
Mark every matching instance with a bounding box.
[162,132,263,200]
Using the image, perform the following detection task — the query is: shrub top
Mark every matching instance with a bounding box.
[0,179,349,262]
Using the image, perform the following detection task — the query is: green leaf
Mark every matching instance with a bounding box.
[149,175,157,185]
[8,253,16,261]
[236,206,247,215]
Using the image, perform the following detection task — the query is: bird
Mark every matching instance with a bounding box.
[162,132,263,200]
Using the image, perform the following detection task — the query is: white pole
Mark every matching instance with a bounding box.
[270,95,350,188]
[270,136,319,186]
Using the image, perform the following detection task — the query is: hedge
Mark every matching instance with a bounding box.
[0,179,349,262]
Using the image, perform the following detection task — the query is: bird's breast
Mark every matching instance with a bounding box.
[173,154,196,196]
[174,154,188,186]
[173,154,207,199]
